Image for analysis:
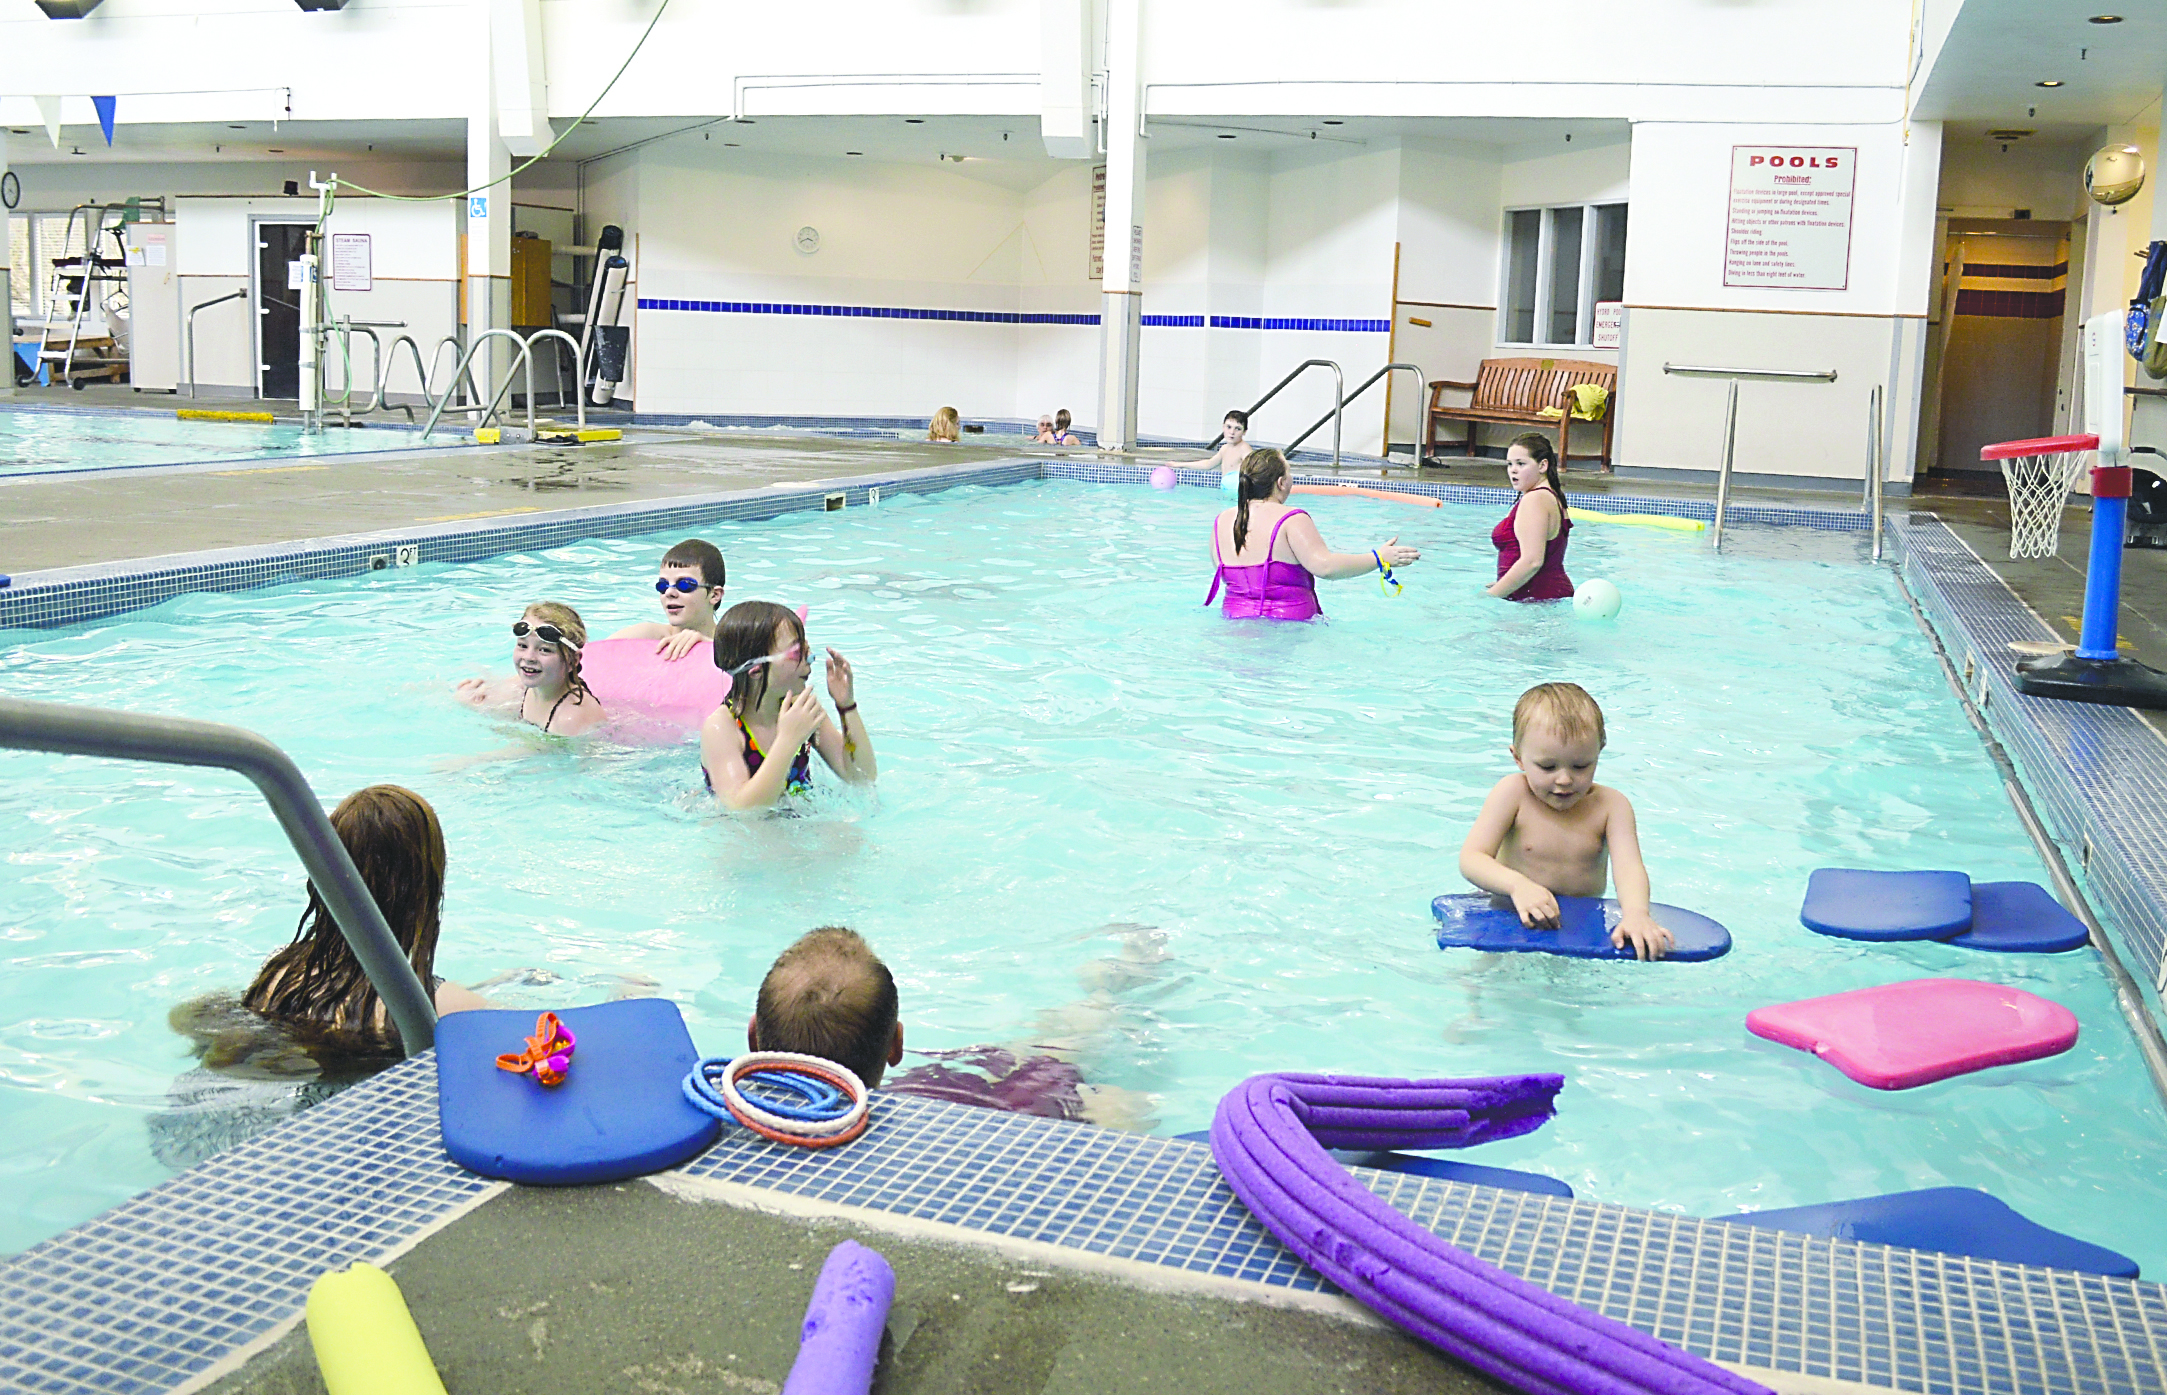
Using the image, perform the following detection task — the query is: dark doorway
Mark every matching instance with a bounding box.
[254,222,310,399]
[1928,219,2070,477]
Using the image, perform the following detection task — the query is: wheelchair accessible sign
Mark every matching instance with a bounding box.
[469,195,488,221]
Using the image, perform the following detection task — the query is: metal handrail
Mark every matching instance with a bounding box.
[523,328,588,431]
[358,334,444,420]
[1225,359,1345,468]
[184,289,248,399]
[1287,361,1427,462]
[1865,383,1885,561]
[420,329,533,439]
[0,697,437,1057]
[1663,364,1839,382]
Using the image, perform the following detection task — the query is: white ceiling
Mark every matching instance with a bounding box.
[1914,1,2164,128]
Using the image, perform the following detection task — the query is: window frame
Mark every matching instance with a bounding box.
[1496,200,1627,349]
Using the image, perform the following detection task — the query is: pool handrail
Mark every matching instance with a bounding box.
[1287,362,1427,466]
[0,697,438,1057]
[1663,362,1839,553]
[1866,382,1885,561]
[183,289,249,400]
[1227,359,1345,469]
[420,329,531,439]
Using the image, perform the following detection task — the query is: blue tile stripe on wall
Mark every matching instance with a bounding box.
[634,301,1390,332]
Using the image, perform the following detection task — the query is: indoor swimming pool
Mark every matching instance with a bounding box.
[2,477,2161,1272]
[0,406,432,476]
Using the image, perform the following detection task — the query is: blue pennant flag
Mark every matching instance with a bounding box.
[91,95,115,147]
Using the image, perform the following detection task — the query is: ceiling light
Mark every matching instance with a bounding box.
[267,147,284,153]
[845,150,862,156]
[227,124,246,130]
[724,142,739,148]
[904,118,924,125]
[8,128,28,135]
[1987,129,2036,141]
[2089,14,2123,22]
[1321,119,1344,126]
[2035,79,2063,87]
[34,0,104,16]
[1218,133,1236,140]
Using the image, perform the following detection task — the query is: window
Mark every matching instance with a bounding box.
[1499,202,1627,347]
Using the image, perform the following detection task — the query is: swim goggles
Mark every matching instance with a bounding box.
[1373,549,1403,598]
[655,576,708,595]
[511,619,582,651]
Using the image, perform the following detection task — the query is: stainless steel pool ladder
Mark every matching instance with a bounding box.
[1662,363,1839,553]
[1287,362,1428,465]
[1225,359,1345,469]
[420,329,588,441]
[0,698,437,1057]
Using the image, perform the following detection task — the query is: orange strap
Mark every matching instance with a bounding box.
[496,1011,577,1087]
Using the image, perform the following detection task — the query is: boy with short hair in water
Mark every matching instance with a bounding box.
[611,538,725,661]
[1458,682,1675,960]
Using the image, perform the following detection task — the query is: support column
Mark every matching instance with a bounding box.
[467,76,513,413]
[1095,0,1144,451]
[0,130,13,398]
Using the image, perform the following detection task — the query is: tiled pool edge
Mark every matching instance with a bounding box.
[6,1052,2163,1395]
[1894,513,2167,1040]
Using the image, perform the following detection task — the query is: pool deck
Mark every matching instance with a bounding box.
[8,402,2167,1395]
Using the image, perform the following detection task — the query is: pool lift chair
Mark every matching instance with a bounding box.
[567,224,631,408]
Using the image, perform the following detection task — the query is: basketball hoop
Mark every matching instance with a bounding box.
[1981,434,2096,560]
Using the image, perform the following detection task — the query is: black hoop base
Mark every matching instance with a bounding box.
[2015,652,2167,710]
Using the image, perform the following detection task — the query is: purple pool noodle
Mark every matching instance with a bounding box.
[782,1240,895,1395]
[1210,1074,1771,1395]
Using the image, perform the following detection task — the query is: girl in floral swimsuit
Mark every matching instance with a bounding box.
[699,600,877,810]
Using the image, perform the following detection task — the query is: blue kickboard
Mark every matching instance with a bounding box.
[1430,894,1732,962]
[1175,1131,1572,1198]
[1946,881,2091,954]
[1709,1186,2137,1278]
[1800,868,1973,941]
[437,998,722,1185]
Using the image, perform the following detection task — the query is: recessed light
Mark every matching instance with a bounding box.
[1218,133,1236,140]
[2089,14,2123,22]
[267,147,284,153]
[736,119,756,125]
[8,128,27,135]
[227,124,246,130]
[904,118,924,124]
[2035,79,2063,87]
[724,142,739,148]
[845,150,862,156]
[1321,119,1344,126]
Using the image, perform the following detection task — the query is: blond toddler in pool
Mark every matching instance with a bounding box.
[1457,682,1675,960]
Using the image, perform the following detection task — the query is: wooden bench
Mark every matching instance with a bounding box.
[1426,357,1617,471]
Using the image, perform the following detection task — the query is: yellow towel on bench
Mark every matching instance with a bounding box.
[1537,383,1609,421]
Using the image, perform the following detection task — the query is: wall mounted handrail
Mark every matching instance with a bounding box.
[1288,362,1427,463]
[0,697,437,1057]
[184,289,249,400]
[1226,359,1345,468]
[1662,364,1839,382]
[1663,362,1840,552]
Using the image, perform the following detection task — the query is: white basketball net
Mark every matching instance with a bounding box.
[1999,449,2090,560]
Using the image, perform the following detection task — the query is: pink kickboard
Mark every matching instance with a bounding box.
[580,637,729,728]
[1746,978,2078,1090]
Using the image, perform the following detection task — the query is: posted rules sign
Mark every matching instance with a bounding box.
[1724,146,1856,291]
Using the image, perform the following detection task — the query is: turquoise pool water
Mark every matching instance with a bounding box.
[0,406,427,475]
[3,479,2164,1269]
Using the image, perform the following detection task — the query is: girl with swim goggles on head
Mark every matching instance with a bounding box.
[698,600,877,811]
[454,602,608,737]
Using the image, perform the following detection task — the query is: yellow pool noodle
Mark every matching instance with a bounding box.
[1570,507,1705,533]
[176,408,275,424]
[305,1262,448,1395]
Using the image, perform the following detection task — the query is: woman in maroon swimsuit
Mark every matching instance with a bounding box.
[1487,432,1574,602]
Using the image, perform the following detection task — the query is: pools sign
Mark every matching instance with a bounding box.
[1724,146,1856,292]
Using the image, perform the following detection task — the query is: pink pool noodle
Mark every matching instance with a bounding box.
[781,1240,894,1395]
[1210,1073,1770,1395]
[1746,978,2078,1090]
[578,637,730,727]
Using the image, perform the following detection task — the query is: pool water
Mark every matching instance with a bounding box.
[0,406,428,475]
[3,478,2164,1269]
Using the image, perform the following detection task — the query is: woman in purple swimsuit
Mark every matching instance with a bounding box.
[1207,448,1421,620]
[1487,432,1574,602]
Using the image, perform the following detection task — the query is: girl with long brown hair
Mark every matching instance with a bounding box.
[1486,432,1574,602]
[699,600,877,810]
[1206,448,1421,620]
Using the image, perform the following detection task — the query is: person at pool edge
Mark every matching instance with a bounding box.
[1487,432,1574,602]
[610,538,726,661]
[747,926,1154,1126]
[1457,682,1674,960]
[454,602,607,736]
[700,599,876,809]
[1177,407,1254,482]
[1207,448,1420,620]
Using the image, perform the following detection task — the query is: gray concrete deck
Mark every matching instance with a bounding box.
[196,1180,1505,1395]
